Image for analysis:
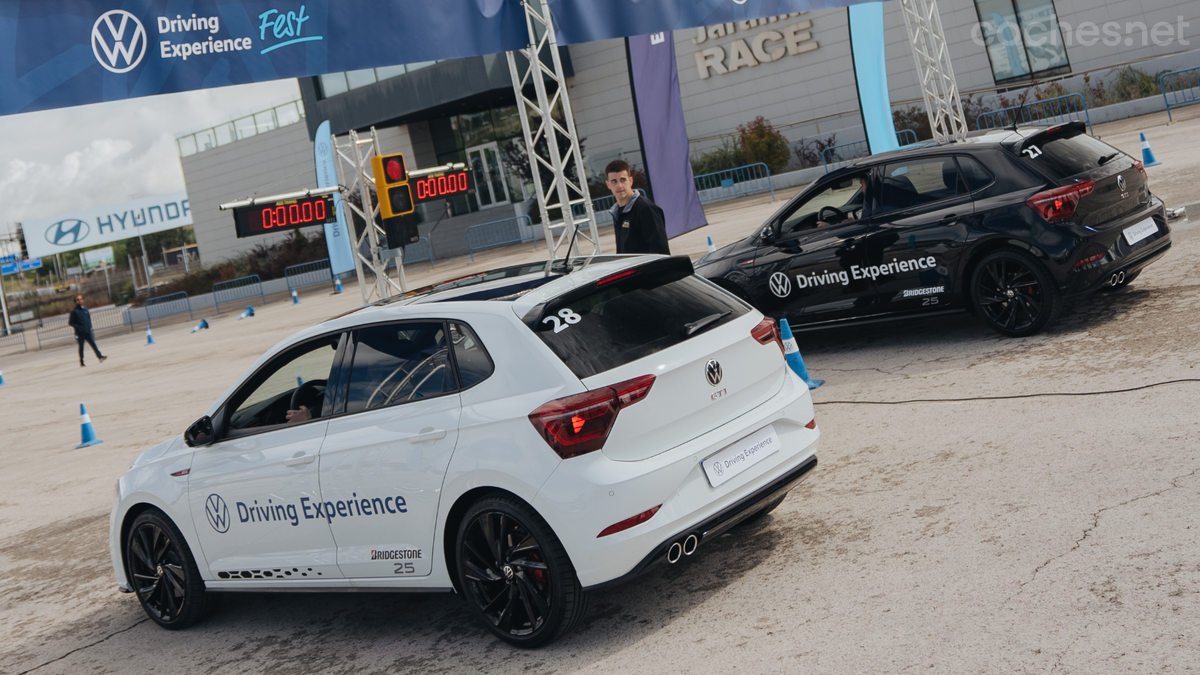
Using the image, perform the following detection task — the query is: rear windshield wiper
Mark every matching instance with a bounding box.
[1097,152,1120,166]
[683,311,731,336]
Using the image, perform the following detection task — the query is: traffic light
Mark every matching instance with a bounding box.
[371,153,414,218]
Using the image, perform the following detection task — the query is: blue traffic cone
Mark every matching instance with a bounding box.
[0,366,7,386]
[297,376,304,386]
[291,288,301,305]
[145,326,156,345]
[1140,133,1162,167]
[707,236,716,253]
[76,403,104,448]
[334,277,343,294]
[779,319,823,390]
[238,306,255,320]
[191,318,209,333]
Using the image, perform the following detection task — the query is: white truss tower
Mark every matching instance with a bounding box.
[331,127,407,302]
[900,0,968,143]
[506,0,600,260]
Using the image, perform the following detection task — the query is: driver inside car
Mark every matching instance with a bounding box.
[816,176,867,227]
[285,402,317,423]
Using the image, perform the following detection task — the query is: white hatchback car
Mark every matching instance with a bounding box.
[110,255,819,647]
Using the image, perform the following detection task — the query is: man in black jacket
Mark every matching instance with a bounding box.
[68,295,107,367]
[606,160,670,255]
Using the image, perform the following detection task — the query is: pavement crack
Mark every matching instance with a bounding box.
[1008,468,1198,603]
[17,619,149,674]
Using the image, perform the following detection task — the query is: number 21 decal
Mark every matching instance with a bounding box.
[542,308,582,333]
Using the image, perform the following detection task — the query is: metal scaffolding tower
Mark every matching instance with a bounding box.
[506,0,600,260]
[331,127,407,303]
[900,0,968,143]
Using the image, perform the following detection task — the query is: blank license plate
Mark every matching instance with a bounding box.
[1123,218,1158,245]
[702,425,780,488]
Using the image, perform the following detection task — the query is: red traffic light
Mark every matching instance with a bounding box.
[386,158,404,182]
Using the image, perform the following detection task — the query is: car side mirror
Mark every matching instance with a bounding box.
[185,415,214,448]
[760,226,776,244]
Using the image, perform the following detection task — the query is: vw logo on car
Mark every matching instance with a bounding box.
[92,10,147,74]
[769,272,791,298]
[46,219,89,247]
[705,359,723,386]
[205,494,230,533]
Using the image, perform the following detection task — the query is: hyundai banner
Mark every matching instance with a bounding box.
[22,191,191,259]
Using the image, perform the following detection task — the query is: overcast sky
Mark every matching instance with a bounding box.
[0,78,300,254]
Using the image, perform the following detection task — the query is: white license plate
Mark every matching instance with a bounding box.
[702,425,780,488]
[1123,218,1158,245]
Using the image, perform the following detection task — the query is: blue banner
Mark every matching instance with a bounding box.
[848,2,897,155]
[0,1,527,116]
[547,0,878,45]
[627,33,706,239]
[313,120,355,277]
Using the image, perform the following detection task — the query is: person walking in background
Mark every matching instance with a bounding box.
[68,295,106,367]
[606,159,670,255]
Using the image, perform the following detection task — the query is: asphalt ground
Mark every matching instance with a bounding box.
[2,108,1199,673]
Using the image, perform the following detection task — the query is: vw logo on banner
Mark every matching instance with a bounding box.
[769,272,792,298]
[206,494,231,533]
[46,219,88,247]
[92,10,147,74]
[705,359,723,387]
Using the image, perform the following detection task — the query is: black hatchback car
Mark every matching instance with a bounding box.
[694,122,1171,336]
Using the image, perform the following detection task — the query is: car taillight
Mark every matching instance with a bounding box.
[751,317,784,354]
[528,374,656,459]
[1074,252,1106,268]
[1026,180,1095,224]
[597,505,662,537]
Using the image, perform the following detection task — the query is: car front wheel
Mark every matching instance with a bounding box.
[455,495,588,647]
[125,509,217,629]
[971,249,1062,337]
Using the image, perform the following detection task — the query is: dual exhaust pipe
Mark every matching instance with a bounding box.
[666,533,700,564]
[1109,270,1126,286]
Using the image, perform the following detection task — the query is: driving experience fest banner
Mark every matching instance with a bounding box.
[0,0,881,116]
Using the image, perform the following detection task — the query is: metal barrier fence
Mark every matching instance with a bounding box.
[144,292,193,326]
[466,216,535,261]
[1161,67,1200,122]
[693,163,774,204]
[975,93,1092,134]
[822,129,921,173]
[285,259,334,292]
[0,327,27,353]
[35,306,132,349]
[574,189,646,226]
[212,274,266,313]
[402,237,435,267]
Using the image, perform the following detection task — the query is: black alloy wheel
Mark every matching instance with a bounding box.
[971,249,1062,337]
[456,496,588,647]
[126,509,216,629]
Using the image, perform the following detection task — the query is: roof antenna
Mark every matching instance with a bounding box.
[560,219,582,274]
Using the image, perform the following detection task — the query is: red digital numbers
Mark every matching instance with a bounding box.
[261,197,328,229]
[415,171,469,201]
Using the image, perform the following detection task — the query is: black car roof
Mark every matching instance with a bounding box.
[837,122,1085,170]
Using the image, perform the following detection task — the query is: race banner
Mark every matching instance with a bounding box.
[0,1,527,116]
[21,191,191,259]
[627,33,707,239]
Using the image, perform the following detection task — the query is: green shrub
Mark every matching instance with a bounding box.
[737,116,791,174]
[690,137,746,176]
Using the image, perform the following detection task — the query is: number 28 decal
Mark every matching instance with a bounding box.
[542,308,582,333]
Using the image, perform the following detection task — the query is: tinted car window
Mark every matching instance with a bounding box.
[346,323,452,413]
[449,322,493,388]
[777,175,867,236]
[1019,127,1119,180]
[229,337,340,430]
[532,261,749,379]
[957,156,994,192]
[878,159,962,213]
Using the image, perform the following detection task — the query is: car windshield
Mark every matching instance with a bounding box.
[778,176,865,236]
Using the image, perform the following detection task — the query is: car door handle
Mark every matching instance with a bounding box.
[284,453,316,467]
[408,428,447,444]
[939,214,958,224]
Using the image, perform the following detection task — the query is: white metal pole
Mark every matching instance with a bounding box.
[0,270,10,333]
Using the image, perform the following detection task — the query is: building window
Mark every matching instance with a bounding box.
[317,62,443,99]
[974,0,1070,85]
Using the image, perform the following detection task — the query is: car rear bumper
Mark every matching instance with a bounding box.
[1064,202,1170,295]
[532,370,818,588]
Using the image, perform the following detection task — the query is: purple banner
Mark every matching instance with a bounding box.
[627,33,707,239]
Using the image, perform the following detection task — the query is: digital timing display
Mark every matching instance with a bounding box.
[234,195,337,238]
[412,169,475,204]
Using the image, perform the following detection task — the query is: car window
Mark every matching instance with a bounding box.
[346,323,452,414]
[449,322,493,389]
[877,158,963,213]
[778,175,867,236]
[228,337,340,430]
[1018,127,1120,180]
[957,156,994,192]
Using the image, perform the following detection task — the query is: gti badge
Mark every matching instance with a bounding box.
[46,219,89,247]
[92,10,147,74]
[206,494,231,533]
[769,272,791,298]
[705,359,723,387]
